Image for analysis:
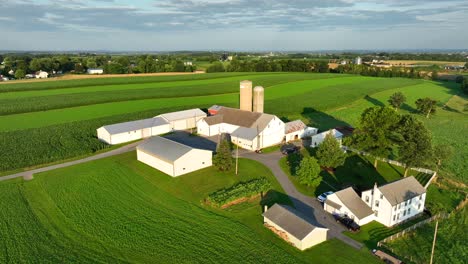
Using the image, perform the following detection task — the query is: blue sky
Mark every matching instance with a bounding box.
[1,0,467,51]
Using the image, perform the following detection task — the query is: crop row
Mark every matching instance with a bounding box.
[207,178,272,207]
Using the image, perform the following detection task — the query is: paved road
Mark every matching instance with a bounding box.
[0,140,143,182]
[240,151,363,249]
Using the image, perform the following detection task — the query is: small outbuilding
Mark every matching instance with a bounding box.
[310,129,343,148]
[157,108,207,130]
[87,68,104,74]
[263,204,328,250]
[324,187,374,226]
[35,71,48,79]
[97,117,171,145]
[136,136,212,177]
[284,120,307,142]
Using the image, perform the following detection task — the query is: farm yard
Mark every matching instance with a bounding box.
[0,72,466,262]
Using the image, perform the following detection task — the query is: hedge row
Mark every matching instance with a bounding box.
[207,178,271,207]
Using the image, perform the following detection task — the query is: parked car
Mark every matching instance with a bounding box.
[333,214,360,232]
[280,144,300,155]
[317,191,334,203]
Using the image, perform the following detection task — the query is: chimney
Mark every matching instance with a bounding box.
[264,205,268,212]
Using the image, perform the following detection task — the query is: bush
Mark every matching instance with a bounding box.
[207,178,271,207]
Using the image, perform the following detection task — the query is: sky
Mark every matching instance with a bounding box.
[0,0,467,51]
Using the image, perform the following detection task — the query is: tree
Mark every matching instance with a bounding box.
[213,136,232,171]
[206,62,225,73]
[316,134,346,169]
[351,106,401,168]
[296,157,321,187]
[431,71,438,81]
[433,144,453,168]
[14,69,25,79]
[395,115,433,176]
[388,92,406,111]
[415,97,437,118]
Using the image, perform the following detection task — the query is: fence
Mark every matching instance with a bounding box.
[377,213,448,247]
[342,145,437,188]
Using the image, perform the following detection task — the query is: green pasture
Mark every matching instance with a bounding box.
[0,153,379,263]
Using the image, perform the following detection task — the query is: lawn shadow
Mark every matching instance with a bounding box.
[301,107,350,131]
[400,103,416,113]
[364,95,385,107]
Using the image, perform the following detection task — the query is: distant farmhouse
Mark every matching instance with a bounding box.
[87,68,104,74]
[325,177,426,227]
[35,70,48,79]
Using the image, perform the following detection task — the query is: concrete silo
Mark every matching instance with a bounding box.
[253,86,264,113]
[239,80,252,111]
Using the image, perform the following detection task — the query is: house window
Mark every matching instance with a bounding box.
[404,201,407,206]
[380,194,383,199]
[398,204,401,209]
[183,168,186,170]
[374,210,378,217]
[393,215,396,221]
[420,195,423,200]
[375,200,380,207]
[202,162,205,164]
[371,190,374,195]
[409,199,412,205]
[365,196,369,202]
[418,204,422,210]
[397,214,400,220]
[407,208,411,214]
[403,211,406,216]
[394,206,397,211]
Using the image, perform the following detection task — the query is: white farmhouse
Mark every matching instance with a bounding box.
[136,136,212,177]
[310,129,343,148]
[197,107,285,151]
[35,71,48,79]
[87,68,104,74]
[361,176,426,227]
[324,187,375,226]
[97,117,171,145]
[263,204,328,250]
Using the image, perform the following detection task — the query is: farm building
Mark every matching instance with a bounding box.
[87,68,104,74]
[284,120,308,142]
[35,71,48,79]
[324,188,375,226]
[310,129,343,148]
[208,105,222,116]
[97,117,171,145]
[157,108,207,130]
[136,136,212,177]
[263,204,328,250]
[197,106,285,151]
[361,177,426,227]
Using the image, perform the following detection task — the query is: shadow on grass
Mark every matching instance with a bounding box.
[364,95,385,107]
[400,103,416,113]
[301,107,350,131]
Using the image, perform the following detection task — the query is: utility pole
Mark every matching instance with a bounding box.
[235,143,239,175]
[429,220,439,264]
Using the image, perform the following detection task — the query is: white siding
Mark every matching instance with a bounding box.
[97,127,111,144]
[196,120,211,136]
[259,117,285,148]
[151,124,171,136]
[137,149,175,176]
[110,130,143,145]
[173,149,212,176]
[324,194,374,226]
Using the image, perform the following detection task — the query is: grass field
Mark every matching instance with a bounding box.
[0,153,380,263]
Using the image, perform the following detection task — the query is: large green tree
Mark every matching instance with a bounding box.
[213,137,233,171]
[395,115,433,176]
[296,157,321,187]
[388,92,406,111]
[316,134,346,169]
[14,69,25,79]
[415,97,437,118]
[351,106,400,168]
[433,144,453,168]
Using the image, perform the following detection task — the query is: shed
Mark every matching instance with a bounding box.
[136,136,212,177]
[324,187,374,226]
[310,129,343,148]
[97,117,170,145]
[158,108,207,130]
[263,204,328,250]
[284,120,307,142]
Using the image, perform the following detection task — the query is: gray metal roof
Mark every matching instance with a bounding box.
[101,117,169,135]
[158,108,206,122]
[378,176,426,206]
[263,204,323,240]
[137,136,203,163]
[231,127,258,141]
[285,120,307,134]
[334,187,374,219]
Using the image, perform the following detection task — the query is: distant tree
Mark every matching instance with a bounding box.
[14,69,25,79]
[86,58,97,69]
[431,71,438,81]
[454,75,464,83]
[206,62,225,73]
[433,144,453,168]
[316,134,346,169]
[29,58,41,72]
[415,97,437,118]
[296,157,321,187]
[388,92,406,111]
[74,63,84,73]
[395,115,433,176]
[351,106,401,168]
[213,136,232,171]
[172,61,185,72]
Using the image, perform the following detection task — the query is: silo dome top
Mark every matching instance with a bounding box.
[254,86,264,91]
[240,80,252,84]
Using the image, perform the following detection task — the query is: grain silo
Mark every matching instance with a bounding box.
[239,80,252,111]
[253,86,264,113]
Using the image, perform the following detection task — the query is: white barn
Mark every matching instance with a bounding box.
[157,108,207,131]
[361,177,426,227]
[87,68,104,74]
[263,204,328,250]
[197,107,284,151]
[35,71,48,79]
[310,129,343,148]
[97,117,171,145]
[324,187,375,226]
[136,136,212,177]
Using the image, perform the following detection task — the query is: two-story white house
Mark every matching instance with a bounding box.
[361,176,426,227]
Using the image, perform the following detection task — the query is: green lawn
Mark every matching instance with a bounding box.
[0,152,379,263]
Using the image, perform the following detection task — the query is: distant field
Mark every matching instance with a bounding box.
[387,60,466,66]
[0,153,379,263]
